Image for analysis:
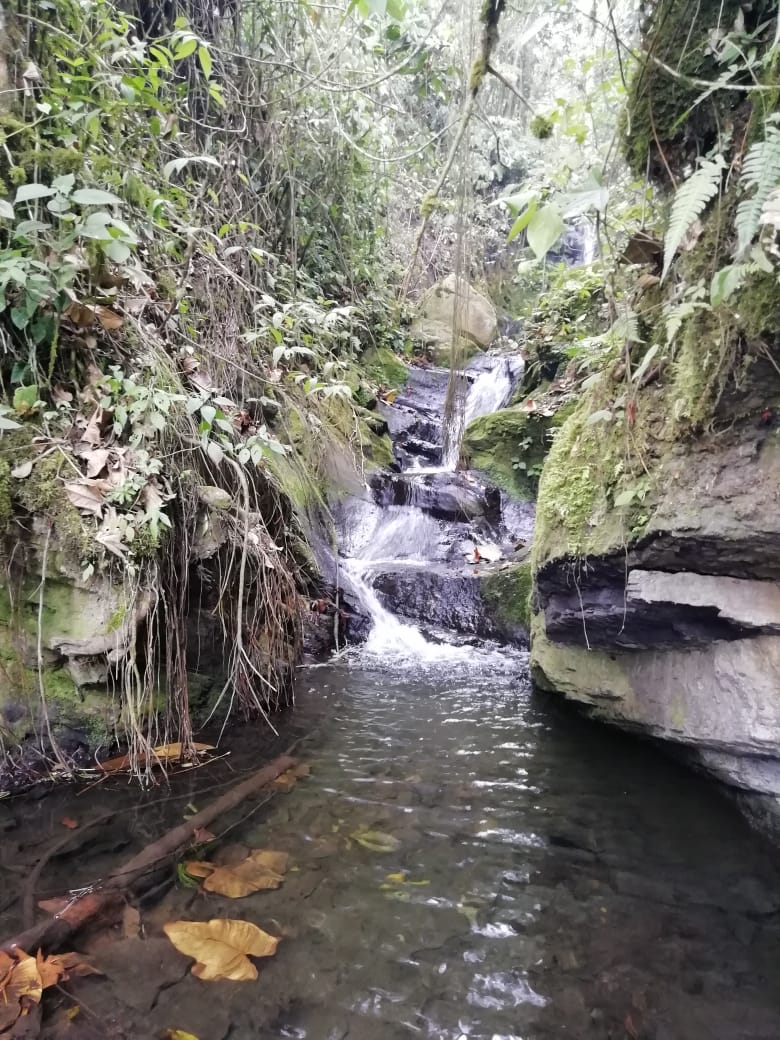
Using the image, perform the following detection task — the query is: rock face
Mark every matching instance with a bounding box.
[531,404,780,833]
[412,275,498,358]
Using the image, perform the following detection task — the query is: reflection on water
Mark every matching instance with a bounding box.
[4,657,780,1039]
[249,660,780,1039]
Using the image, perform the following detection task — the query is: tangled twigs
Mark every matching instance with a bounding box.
[1,752,296,957]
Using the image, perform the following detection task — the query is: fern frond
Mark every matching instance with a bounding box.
[661,156,725,282]
[736,127,780,256]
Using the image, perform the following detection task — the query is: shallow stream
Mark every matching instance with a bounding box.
[3,652,780,1039]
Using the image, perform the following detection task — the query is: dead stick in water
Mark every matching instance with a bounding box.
[1,752,296,955]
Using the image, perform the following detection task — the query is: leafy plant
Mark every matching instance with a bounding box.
[661,155,725,282]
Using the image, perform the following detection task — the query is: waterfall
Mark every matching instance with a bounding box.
[335,351,525,663]
[439,356,517,469]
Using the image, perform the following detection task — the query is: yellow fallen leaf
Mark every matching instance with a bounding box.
[98,742,216,772]
[202,850,289,898]
[0,952,42,1032]
[184,860,216,879]
[163,919,279,981]
[350,829,401,853]
[163,1031,200,1040]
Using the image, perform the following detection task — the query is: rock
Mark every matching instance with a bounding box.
[413,275,497,352]
[370,471,501,523]
[528,371,780,835]
[461,398,576,501]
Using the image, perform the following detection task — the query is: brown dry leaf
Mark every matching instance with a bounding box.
[82,447,110,478]
[273,771,297,791]
[36,950,101,990]
[192,828,216,845]
[201,850,289,899]
[95,305,123,330]
[122,905,141,940]
[65,301,97,328]
[61,816,79,830]
[52,383,73,405]
[64,479,106,517]
[163,919,279,982]
[37,897,69,916]
[290,763,311,779]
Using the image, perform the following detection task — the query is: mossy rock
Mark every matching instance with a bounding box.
[481,560,533,635]
[461,400,577,501]
[360,346,408,389]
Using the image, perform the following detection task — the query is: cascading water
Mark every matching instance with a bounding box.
[337,353,525,663]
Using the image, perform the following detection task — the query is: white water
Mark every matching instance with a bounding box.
[441,356,516,469]
[340,353,523,667]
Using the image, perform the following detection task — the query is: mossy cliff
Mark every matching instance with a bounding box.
[529,0,780,829]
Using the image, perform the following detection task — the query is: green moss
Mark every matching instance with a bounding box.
[532,398,626,569]
[462,399,576,500]
[530,114,554,140]
[620,0,769,181]
[16,147,83,176]
[481,562,532,631]
[670,306,737,430]
[13,454,94,561]
[0,457,12,534]
[360,346,408,389]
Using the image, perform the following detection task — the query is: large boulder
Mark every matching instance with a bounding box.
[412,275,498,358]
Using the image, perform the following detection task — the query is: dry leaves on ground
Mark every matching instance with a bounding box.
[163,919,279,982]
[0,949,100,1034]
[272,762,311,791]
[97,742,216,773]
[184,849,289,898]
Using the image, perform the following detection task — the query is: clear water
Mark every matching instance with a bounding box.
[4,658,780,1039]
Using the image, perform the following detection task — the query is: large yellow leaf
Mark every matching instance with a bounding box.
[163,919,279,981]
[0,952,42,1032]
[200,850,289,898]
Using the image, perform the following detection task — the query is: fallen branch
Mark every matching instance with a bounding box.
[2,752,296,956]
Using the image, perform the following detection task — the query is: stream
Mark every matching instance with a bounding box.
[2,357,780,1039]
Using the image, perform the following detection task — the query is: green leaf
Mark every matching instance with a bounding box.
[71,188,123,206]
[350,829,400,853]
[507,198,537,243]
[206,441,224,466]
[613,488,637,508]
[105,239,132,262]
[15,183,54,204]
[13,385,39,412]
[197,45,212,78]
[662,156,724,281]
[710,263,748,307]
[0,416,22,431]
[0,200,13,220]
[174,37,198,60]
[527,204,564,258]
[633,344,660,383]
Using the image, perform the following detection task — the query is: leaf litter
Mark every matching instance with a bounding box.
[163,919,279,982]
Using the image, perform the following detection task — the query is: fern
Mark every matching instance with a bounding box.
[661,156,725,282]
[736,127,780,256]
